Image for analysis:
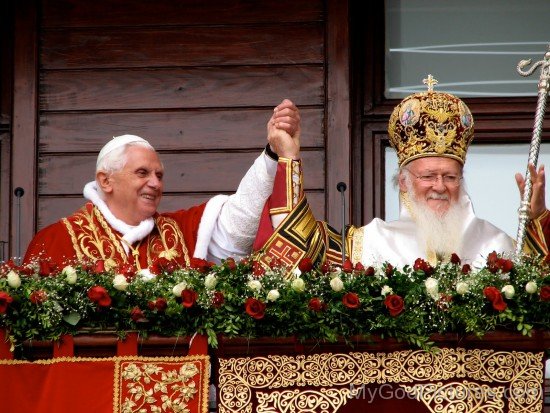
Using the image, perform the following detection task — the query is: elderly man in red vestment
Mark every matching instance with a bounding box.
[23,99,301,272]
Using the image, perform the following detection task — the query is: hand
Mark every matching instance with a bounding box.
[267,99,301,160]
[515,163,547,219]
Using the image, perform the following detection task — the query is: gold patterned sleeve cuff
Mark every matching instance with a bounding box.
[269,157,303,215]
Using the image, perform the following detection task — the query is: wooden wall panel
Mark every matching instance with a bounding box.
[40,67,324,111]
[41,25,324,69]
[39,108,324,152]
[41,0,324,27]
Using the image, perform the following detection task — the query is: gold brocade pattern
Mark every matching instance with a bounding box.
[119,360,200,413]
[387,88,474,166]
[256,388,354,413]
[217,348,543,413]
[402,380,506,413]
[62,204,190,268]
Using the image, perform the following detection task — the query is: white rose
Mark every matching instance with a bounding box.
[381,285,393,296]
[525,281,538,294]
[62,266,77,285]
[6,270,21,288]
[113,274,129,291]
[204,273,218,289]
[137,269,155,281]
[266,289,280,302]
[291,277,305,292]
[330,277,344,292]
[172,281,188,297]
[293,268,302,277]
[424,277,439,300]
[501,284,515,299]
[456,281,469,295]
[329,267,342,279]
[247,280,262,292]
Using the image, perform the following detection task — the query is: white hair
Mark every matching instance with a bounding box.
[96,140,155,174]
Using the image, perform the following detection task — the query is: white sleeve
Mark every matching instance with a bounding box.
[194,151,277,263]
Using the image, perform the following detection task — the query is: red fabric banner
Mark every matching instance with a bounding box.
[0,355,210,413]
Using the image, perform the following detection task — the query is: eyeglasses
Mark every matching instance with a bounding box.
[406,170,463,187]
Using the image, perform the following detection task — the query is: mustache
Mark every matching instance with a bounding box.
[427,192,449,200]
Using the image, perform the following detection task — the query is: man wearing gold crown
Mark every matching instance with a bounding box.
[254,83,549,272]
[23,99,301,272]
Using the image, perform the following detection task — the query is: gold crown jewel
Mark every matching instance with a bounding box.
[387,75,474,167]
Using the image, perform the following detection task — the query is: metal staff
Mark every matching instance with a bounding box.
[515,45,550,256]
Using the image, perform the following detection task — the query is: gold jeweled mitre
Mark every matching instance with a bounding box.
[387,75,474,167]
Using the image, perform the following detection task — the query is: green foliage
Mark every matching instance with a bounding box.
[0,253,549,352]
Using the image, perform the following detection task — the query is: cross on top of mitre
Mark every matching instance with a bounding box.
[423,74,438,92]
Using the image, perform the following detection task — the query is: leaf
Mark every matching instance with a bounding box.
[63,312,81,326]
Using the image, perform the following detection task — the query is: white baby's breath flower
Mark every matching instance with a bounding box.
[266,289,280,302]
[501,284,515,299]
[204,273,218,289]
[525,281,538,294]
[62,266,77,285]
[424,277,439,300]
[381,285,393,296]
[456,281,469,295]
[113,274,129,291]
[6,270,21,288]
[137,268,155,281]
[172,281,188,297]
[291,277,305,292]
[330,277,344,292]
[247,280,262,292]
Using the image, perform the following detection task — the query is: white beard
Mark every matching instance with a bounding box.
[407,187,468,260]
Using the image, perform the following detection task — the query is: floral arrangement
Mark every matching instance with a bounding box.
[1,251,550,352]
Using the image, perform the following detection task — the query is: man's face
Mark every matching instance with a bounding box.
[399,157,463,215]
[102,145,164,225]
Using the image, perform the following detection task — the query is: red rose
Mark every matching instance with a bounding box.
[298,258,314,273]
[320,261,331,274]
[385,264,394,277]
[150,257,178,275]
[130,307,147,322]
[245,297,266,319]
[225,257,237,271]
[308,297,325,312]
[0,291,13,314]
[461,264,471,274]
[252,262,266,277]
[181,289,198,308]
[39,260,56,277]
[212,291,225,308]
[29,290,48,305]
[498,258,513,273]
[119,263,136,280]
[342,259,354,273]
[342,292,360,309]
[540,286,550,302]
[450,253,461,265]
[189,258,213,273]
[354,262,365,272]
[87,286,112,307]
[147,300,156,310]
[155,297,168,312]
[483,286,507,311]
[413,258,433,275]
[384,294,404,317]
[365,266,375,276]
